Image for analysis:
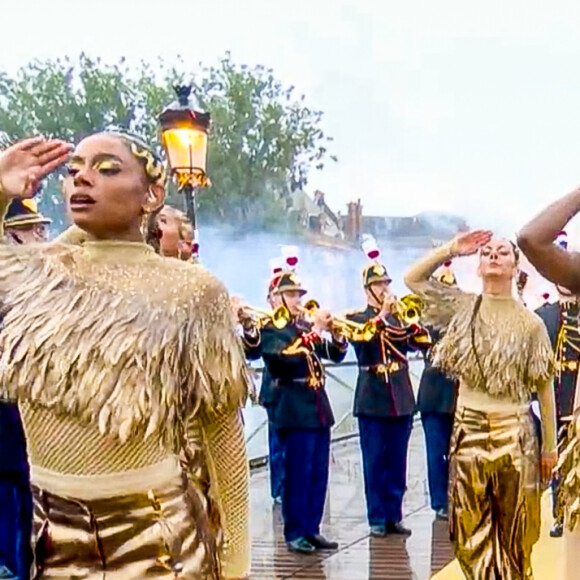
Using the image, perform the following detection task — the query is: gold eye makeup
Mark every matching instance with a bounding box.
[94,160,121,175]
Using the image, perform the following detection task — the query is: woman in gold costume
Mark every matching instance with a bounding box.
[518,190,580,580]
[0,134,250,579]
[404,232,557,580]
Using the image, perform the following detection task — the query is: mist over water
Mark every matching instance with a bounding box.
[199,225,558,318]
[199,227,424,310]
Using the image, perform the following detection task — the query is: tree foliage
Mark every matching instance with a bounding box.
[0,52,335,229]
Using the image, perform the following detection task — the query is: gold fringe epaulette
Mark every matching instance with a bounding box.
[0,241,250,445]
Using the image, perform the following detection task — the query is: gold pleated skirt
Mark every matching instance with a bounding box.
[30,460,220,579]
[448,406,540,580]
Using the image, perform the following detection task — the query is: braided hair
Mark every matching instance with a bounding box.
[104,129,167,188]
[103,130,168,251]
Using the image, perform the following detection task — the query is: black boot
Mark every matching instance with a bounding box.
[305,534,338,550]
[550,522,563,538]
[385,522,412,536]
[287,537,315,554]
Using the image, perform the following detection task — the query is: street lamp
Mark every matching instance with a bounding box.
[158,85,211,256]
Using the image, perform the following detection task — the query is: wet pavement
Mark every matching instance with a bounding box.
[249,422,455,580]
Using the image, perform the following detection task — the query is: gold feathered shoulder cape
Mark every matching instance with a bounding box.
[0,237,249,445]
[417,280,553,402]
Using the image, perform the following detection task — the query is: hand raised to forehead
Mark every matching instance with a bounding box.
[451,230,493,257]
[0,137,72,199]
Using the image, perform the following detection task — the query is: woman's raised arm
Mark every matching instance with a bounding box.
[517,188,580,293]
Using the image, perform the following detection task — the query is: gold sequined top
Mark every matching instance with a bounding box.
[0,217,251,577]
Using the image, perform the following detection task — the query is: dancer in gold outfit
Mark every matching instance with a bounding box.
[517,189,580,580]
[404,232,557,580]
[0,134,250,579]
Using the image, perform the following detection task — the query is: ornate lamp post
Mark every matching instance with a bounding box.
[158,85,211,256]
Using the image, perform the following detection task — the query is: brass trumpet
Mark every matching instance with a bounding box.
[302,299,377,341]
[332,318,377,341]
[394,294,424,326]
[239,305,291,330]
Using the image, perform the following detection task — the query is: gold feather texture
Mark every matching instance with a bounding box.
[417,280,553,402]
[0,239,250,446]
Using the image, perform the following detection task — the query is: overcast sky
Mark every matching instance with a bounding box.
[4,0,580,239]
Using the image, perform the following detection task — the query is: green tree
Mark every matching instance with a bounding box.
[0,53,336,229]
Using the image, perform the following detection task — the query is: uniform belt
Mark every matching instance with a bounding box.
[360,362,404,373]
[557,360,579,372]
[276,377,326,390]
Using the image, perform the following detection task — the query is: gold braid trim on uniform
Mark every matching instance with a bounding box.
[0,240,249,446]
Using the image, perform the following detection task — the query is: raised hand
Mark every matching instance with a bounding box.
[313,308,333,333]
[380,293,397,318]
[0,137,72,199]
[451,229,493,257]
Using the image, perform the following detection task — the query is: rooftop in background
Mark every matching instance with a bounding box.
[291,190,468,250]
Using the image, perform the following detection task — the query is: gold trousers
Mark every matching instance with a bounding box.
[31,466,221,579]
[448,406,540,580]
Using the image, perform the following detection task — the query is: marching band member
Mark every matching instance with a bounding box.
[237,257,286,505]
[535,282,580,538]
[405,231,556,580]
[4,197,51,244]
[345,238,430,537]
[242,247,347,554]
[417,260,458,521]
[0,198,51,579]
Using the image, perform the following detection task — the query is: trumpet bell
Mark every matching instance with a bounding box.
[304,299,320,312]
[242,304,291,330]
[396,294,424,326]
[271,305,290,329]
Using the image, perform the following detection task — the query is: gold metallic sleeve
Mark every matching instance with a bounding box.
[404,240,456,289]
[537,377,557,453]
[527,316,557,453]
[404,241,471,330]
[199,408,250,579]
